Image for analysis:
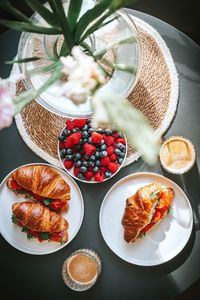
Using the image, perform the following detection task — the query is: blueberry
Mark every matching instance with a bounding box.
[90,155,96,161]
[75,145,81,151]
[87,137,92,144]
[88,128,94,134]
[119,152,125,158]
[84,155,90,161]
[77,173,85,180]
[58,135,65,142]
[87,119,92,124]
[72,128,79,133]
[93,166,99,173]
[117,143,125,150]
[105,171,112,178]
[74,153,82,161]
[100,140,105,145]
[82,131,89,138]
[100,151,107,157]
[79,139,84,145]
[82,161,89,167]
[82,125,88,131]
[95,151,100,158]
[104,129,112,135]
[80,166,87,173]
[66,148,73,155]
[95,160,100,167]
[60,148,67,159]
[62,128,70,137]
[83,138,88,144]
[75,160,82,167]
[97,128,103,134]
[100,144,106,150]
[114,148,121,155]
[66,154,74,160]
[118,158,124,164]
[88,161,95,168]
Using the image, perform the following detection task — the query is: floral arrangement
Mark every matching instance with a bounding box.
[0,0,160,164]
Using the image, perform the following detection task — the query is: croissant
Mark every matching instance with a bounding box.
[12,202,68,242]
[7,165,70,212]
[121,183,174,243]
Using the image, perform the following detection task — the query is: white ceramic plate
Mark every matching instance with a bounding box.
[99,172,193,266]
[0,163,84,255]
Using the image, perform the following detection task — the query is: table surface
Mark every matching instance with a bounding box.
[0,9,200,300]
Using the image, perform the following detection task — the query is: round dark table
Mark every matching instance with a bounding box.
[0,9,200,300]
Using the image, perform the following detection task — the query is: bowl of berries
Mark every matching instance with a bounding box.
[58,119,127,183]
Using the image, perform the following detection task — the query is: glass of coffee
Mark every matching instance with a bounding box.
[62,249,102,291]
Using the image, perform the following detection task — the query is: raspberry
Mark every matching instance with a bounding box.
[83,143,96,156]
[85,171,94,181]
[108,162,118,173]
[112,132,119,140]
[91,132,103,144]
[64,160,73,169]
[104,135,114,146]
[74,167,80,176]
[100,166,107,172]
[65,132,82,147]
[100,156,110,166]
[116,138,126,145]
[110,153,117,161]
[66,119,75,130]
[74,119,87,128]
[94,170,105,182]
[107,146,114,155]
[59,142,66,149]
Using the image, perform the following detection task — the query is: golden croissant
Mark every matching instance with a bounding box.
[121,183,175,243]
[12,202,68,243]
[7,165,70,212]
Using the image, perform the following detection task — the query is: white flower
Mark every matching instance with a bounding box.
[0,80,14,131]
[92,90,112,129]
[59,46,105,104]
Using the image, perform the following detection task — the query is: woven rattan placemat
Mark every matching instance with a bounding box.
[14,16,179,167]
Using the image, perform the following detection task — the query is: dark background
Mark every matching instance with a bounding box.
[0,1,200,299]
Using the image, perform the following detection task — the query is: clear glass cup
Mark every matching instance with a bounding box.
[17,0,142,118]
[62,248,102,291]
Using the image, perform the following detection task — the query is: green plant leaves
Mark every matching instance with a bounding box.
[67,0,83,32]
[0,0,31,23]
[5,57,42,64]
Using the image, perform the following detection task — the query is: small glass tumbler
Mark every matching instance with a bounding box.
[62,249,102,291]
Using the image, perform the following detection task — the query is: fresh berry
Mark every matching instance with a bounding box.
[100,166,106,172]
[91,132,103,144]
[75,160,82,167]
[110,153,117,161]
[100,156,110,166]
[99,151,107,157]
[77,173,85,180]
[95,151,100,158]
[85,171,94,181]
[87,137,92,144]
[83,143,96,156]
[65,132,82,147]
[66,119,75,130]
[58,134,66,142]
[81,124,88,131]
[64,160,73,169]
[84,154,90,160]
[108,162,118,173]
[74,167,80,176]
[66,154,74,161]
[72,128,79,133]
[104,135,114,146]
[114,148,121,155]
[120,152,125,158]
[94,170,105,182]
[80,166,87,173]
[90,155,96,162]
[116,138,126,145]
[88,161,95,168]
[66,148,73,155]
[100,144,106,150]
[107,146,114,155]
[82,131,89,139]
[74,119,87,128]
[117,142,125,150]
[105,171,112,178]
[118,158,124,164]
[112,132,119,140]
[95,160,101,167]
[60,148,67,159]
[74,153,82,161]
[82,161,89,167]
[88,127,94,134]
[59,142,66,149]
[104,129,112,135]
[93,166,99,173]
[96,128,104,134]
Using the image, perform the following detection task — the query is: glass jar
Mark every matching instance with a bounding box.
[17,0,142,118]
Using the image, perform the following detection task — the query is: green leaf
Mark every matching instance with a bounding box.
[25,0,56,27]
[0,19,62,35]
[67,0,83,32]
[43,199,53,206]
[11,215,18,224]
[29,61,62,77]
[0,0,31,23]
[27,232,34,239]
[39,232,50,240]
[5,57,42,64]
[21,226,29,233]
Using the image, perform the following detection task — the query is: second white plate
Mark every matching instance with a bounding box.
[99,172,193,266]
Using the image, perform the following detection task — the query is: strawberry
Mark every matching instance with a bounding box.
[74,167,80,176]
[83,143,96,156]
[74,119,87,128]
[106,146,114,155]
[85,171,94,181]
[65,132,82,148]
[64,160,73,169]
[91,132,103,144]
[94,170,105,182]
[104,135,114,146]
[108,162,118,173]
[100,156,110,166]
[66,119,75,130]
[110,153,117,161]
[116,138,126,145]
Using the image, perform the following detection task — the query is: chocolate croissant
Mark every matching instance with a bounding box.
[12,202,68,242]
[7,165,70,212]
[121,183,174,243]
